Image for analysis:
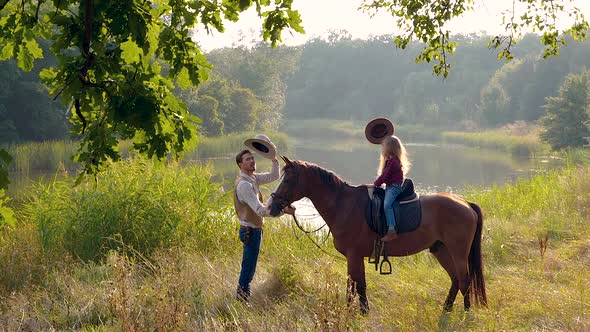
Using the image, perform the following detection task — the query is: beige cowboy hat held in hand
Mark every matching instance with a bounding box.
[244,134,277,159]
[365,118,395,144]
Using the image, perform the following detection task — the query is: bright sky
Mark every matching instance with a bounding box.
[194,0,590,50]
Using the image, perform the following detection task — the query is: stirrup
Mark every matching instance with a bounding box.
[379,242,392,275]
[380,257,392,275]
[368,240,382,267]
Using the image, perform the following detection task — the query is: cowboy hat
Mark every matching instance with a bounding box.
[244,134,277,159]
[365,118,395,144]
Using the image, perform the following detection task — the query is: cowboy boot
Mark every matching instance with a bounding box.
[236,286,250,303]
[381,230,398,242]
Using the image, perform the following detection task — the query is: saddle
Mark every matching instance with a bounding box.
[365,178,422,274]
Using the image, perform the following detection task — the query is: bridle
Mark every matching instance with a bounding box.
[270,165,300,212]
[271,163,344,261]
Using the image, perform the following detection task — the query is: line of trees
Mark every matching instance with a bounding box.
[181,43,301,136]
[0,42,299,142]
[0,42,67,142]
[2,34,590,146]
[284,33,590,130]
[0,31,590,152]
[540,70,590,149]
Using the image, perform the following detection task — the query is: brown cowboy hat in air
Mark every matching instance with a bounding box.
[244,134,277,159]
[365,118,395,144]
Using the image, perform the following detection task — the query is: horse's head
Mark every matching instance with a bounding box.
[270,156,306,216]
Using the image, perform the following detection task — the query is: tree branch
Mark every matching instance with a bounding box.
[0,0,10,11]
[505,0,516,56]
[80,0,95,85]
[74,98,88,134]
[34,0,43,19]
[49,0,60,19]
[440,29,448,74]
[83,0,92,57]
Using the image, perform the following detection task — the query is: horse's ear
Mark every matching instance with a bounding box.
[281,155,292,166]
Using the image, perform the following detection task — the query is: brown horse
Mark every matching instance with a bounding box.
[270,157,487,314]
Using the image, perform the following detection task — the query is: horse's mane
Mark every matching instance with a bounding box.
[292,160,349,190]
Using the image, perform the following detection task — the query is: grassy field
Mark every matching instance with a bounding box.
[0,158,589,331]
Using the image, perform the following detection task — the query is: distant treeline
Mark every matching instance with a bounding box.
[2,33,590,144]
[0,41,301,142]
[284,33,590,129]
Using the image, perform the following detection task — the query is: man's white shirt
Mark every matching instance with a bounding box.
[235,160,280,227]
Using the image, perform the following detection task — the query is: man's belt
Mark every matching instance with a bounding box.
[240,225,261,245]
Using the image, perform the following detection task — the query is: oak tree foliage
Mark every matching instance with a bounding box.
[361,0,588,77]
[0,0,304,188]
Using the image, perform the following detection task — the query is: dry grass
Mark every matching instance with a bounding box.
[1,162,590,331]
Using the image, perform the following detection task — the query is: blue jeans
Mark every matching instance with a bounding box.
[384,184,403,231]
[238,227,262,295]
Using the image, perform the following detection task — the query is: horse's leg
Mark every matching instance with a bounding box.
[448,246,472,311]
[463,277,472,311]
[347,254,369,314]
[432,244,459,312]
[346,275,355,305]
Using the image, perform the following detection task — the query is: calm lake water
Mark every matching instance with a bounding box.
[290,137,563,194]
[7,136,563,199]
[206,135,560,197]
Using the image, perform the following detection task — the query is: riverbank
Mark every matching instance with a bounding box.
[4,121,582,181]
[284,119,441,142]
[1,132,290,176]
[1,159,588,330]
[285,119,557,156]
[441,130,548,157]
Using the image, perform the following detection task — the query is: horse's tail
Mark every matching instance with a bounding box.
[468,202,487,306]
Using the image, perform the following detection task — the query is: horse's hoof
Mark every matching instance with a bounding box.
[443,301,454,312]
[360,304,370,316]
[462,309,475,322]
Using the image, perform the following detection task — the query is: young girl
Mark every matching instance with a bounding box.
[373,135,411,241]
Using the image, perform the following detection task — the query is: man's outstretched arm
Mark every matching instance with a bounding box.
[256,158,280,185]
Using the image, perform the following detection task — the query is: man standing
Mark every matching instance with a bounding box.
[234,134,295,302]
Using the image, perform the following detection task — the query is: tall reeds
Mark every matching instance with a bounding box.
[4,140,78,175]
[3,131,290,176]
[442,131,549,157]
[18,158,234,262]
[187,131,290,160]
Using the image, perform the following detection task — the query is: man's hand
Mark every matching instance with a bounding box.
[283,206,296,215]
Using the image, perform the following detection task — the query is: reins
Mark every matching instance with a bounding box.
[292,212,327,234]
[273,160,345,261]
[290,211,345,261]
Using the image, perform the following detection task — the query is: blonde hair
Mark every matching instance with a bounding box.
[377,135,411,176]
